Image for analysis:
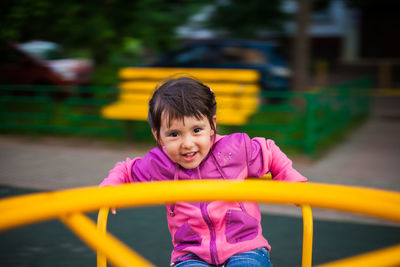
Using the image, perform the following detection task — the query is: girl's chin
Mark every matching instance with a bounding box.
[179,159,202,169]
[180,159,199,168]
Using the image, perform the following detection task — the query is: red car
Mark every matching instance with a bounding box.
[0,41,93,86]
[0,42,68,85]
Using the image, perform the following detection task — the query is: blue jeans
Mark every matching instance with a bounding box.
[173,247,272,267]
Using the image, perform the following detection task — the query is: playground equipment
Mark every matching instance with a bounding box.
[0,180,399,266]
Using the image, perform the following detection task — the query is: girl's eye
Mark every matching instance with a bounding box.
[193,128,202,133]
[169,132,178,137]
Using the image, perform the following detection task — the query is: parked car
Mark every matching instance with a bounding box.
[0,41,68,86]
[151,40,291,91]
[17,40,93,86]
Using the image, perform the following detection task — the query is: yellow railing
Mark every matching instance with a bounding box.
[301,205,313,267]
[96,205,313,267]
[1,180,399,266]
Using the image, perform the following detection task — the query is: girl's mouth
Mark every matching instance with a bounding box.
[182,152,197,162]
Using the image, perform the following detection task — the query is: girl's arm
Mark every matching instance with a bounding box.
[247,136,307,182]
[99,157,138,187]
[99,158,140,215]
[100,148,167,187]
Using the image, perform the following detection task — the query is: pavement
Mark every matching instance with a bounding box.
[0,96,399,226]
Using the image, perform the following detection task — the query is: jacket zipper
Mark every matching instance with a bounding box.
[196,166,218,264]
[200,202,219,265]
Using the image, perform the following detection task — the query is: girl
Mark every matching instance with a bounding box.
[100,76,307,266]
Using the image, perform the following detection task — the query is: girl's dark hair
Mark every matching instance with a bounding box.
[148,76,217,143]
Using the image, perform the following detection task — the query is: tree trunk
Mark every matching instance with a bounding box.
[292,0,311,91]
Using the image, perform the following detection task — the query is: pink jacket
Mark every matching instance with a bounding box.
[100,133,307,265]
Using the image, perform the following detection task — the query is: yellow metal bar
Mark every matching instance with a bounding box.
[1,181,400,232]
[118,67,260,82]
[61,212,154,267]
[301,205,313,267]
[262,173,272,180]
[97,207,109,267]
[318,244,400,267]
[95,202,313,267]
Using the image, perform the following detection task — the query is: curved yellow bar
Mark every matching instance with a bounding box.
[95,204,313,267]
[1,181,399,232]
[61,212,154,267]
[0,180,399,267]
[317,244,400,267]
[97,207,110,267]
[301,205,313,267]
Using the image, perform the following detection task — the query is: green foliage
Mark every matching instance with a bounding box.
[0,0,207,65]
[206,0,290,38]
[90,64,119,86]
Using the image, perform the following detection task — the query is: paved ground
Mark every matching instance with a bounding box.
[0,96,399,225]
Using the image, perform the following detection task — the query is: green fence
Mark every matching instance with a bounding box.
[0,77,371,155]
[0,85,125,138]
[243,77,371,154]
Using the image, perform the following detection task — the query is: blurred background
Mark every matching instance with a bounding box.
[0,0,399,155]
[1,0,399,266]
[1,0,399,152]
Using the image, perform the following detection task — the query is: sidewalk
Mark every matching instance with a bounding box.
[0,96,399,225]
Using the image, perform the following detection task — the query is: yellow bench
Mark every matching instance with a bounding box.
[101,67,261,126]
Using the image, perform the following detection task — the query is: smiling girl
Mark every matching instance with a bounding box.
[100,76,307,266]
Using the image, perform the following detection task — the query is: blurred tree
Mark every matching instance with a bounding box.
[292,0,311,92]
[0,0,206,65]
[206,0,289,37]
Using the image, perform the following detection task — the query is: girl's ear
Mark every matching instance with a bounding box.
[152,129,163,146]
[211,115,217,135]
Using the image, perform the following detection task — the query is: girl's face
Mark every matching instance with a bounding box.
[153,114,216,170]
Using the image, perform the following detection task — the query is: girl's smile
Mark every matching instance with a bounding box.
[182,151,197,162]
[153,114,216,169]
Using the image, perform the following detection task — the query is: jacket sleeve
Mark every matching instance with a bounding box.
[99,157,139,187]
[247,136,307,182]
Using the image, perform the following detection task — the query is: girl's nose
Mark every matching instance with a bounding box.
[181,135,194,149]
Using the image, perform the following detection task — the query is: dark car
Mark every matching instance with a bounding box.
[152,40,291,91]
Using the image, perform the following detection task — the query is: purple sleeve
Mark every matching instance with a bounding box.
[99,157,140,187]
[99,148,171,187]
[247,137,307,182]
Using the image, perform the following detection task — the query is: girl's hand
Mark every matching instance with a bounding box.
[111,207,118,215]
